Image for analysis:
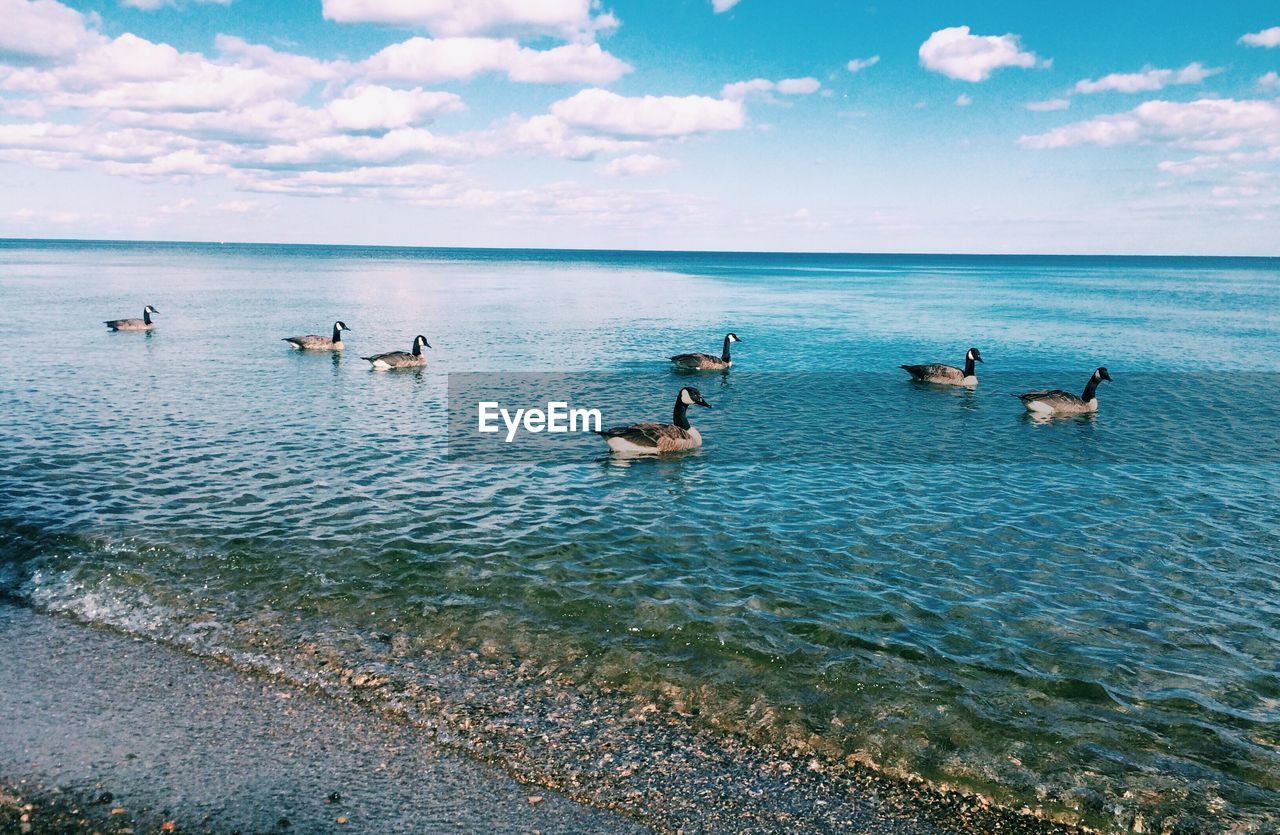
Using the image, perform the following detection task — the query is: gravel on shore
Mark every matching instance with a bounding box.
[0,602,641,834]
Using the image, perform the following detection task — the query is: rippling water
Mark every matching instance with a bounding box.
[2,241,1278,831]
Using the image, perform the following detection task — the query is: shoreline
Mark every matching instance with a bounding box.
[0,602,640,834]
[0,601,1090,834]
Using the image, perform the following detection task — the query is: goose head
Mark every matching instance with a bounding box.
[679,386,713,409]
[334,320,350,332]
[725,332,741,343]
[414,334,431,349]
[966,347,983,363]
[144,305,159,315]
[1094,366,1112,383]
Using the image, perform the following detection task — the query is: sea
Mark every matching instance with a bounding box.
[1,240,1277,831]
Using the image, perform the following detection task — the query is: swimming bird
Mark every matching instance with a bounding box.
[671,333,741,370]
[104,305,158,331]
[597,386,713,454]
[283,321,349,351]
[362,334,430,370]
[1015,367,1113,416]
[900,347,983,386]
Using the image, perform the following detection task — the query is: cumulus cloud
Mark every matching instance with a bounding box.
[955,93,972,106]
[321,0,618,41]
[711,0,741,12]
[362,37,629,84]
[508,112,644,159]
[325,84,464,131]
[846,55,879,73]
[0,0,737,223]
[1239,26,1280,48]
[1074,62,1219,94]
[918,26,1040,82]
[1259,71,1280,91]
[720,76,820,101]
[550,88,744,137]
[1,33,322,112]
[0,0,103,65]
[598,153,678,176]
[1026,98,1070,111]
[1019,98,1280,153]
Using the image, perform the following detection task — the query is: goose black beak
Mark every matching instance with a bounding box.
[698,400,713,409]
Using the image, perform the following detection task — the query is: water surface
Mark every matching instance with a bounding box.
[1,241,1277,831]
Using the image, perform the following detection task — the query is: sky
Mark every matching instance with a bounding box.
[1,0,1278,254]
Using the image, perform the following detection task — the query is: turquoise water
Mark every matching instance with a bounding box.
[1,240,1278,830]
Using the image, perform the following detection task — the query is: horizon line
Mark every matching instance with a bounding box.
[2,236,1278,261]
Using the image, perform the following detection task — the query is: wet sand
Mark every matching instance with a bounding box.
[0,602,1089,834]
[0,602,641,834]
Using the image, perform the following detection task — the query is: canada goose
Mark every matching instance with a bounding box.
[104,305,158,331]
[284,321,349,351]
[597,387,713,454]
[671,333,741,371]
[1015,367,1113,416]
[363,335,430,370]
[901,347,983,386]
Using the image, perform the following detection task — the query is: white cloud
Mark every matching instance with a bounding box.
[508,113,644,160]
[214,35,349,83]
[121,0,229,10]
[245,127,472,169]
[1026,98,1070,112]
[1073,62,1220,94]
[846,55,879,73]
[1157,148,1280,176]
[362,37,629,85]
[0,0,103,65]
[326,84,463,131]
[598,153,678,176]
[776,77,820,95]
[1239,26,1280,48]
[955,93,972,106]
[918,25,1040,82]
[321,0,617,40]
[1,33,321,113]
[1259,71,1280,91]
[721,76,820,100]
[241,162,457,196]
[711,0,741,12]
[1020,97,1280,153]
[550,88,744,137]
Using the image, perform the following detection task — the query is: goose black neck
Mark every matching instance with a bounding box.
[411,341,422,357]
[331,325,343,343]
[143,310,152,325]
[672,396,691,430]
[963,355,976,377]
[721,335,733,363]
[1082,376,1102,402]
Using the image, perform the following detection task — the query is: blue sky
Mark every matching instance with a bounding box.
[1,0,1278,254]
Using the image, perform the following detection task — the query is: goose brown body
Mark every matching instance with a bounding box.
[671,333,740,371]
[284,321,349,351]
[363,335,430,369]
[105,305,158,331]
[1016,367,1113,415]
[901,348,982,385]
[598,387,712,454]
